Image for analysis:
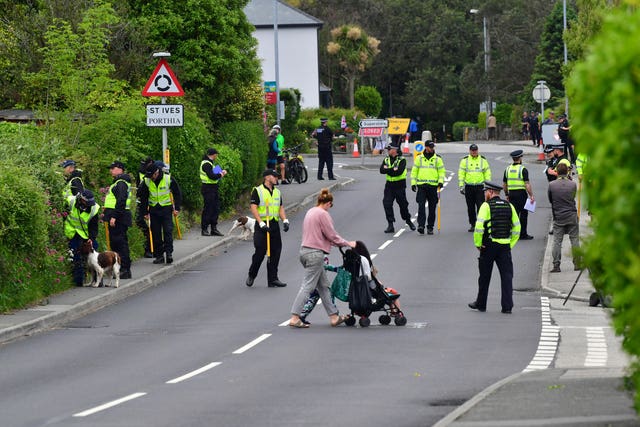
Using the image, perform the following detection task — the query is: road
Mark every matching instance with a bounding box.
[0,147,551,426]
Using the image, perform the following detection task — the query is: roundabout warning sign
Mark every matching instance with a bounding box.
[142,58,184,97]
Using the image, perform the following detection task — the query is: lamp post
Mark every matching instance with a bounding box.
[562,0,569,117]
[470,9,491,131]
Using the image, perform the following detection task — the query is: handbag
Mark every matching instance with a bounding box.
[348,262,375,313]
[330,267,351,302]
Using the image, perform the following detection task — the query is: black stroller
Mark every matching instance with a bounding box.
[341,242,407,328]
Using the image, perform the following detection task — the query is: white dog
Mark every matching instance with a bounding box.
[81,239,121,288]
[228,216,256,240]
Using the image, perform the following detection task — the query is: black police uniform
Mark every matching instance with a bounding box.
[103,172,133,277]
[313,121,335,180]
[380,150,413,232]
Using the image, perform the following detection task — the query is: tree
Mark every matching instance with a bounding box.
[354,85,382,117]
[326,24,380,109]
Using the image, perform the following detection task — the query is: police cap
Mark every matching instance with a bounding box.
[144,163,159,177]
[553,144,565,151]
[206,147,218,156]
[544,145,554,153]
[108,160,125,170]
[60,159,76,168]
[78,189,96,207]
[510,149,524,158]
[483,181,503,192]
[469,144,478,150]
[425,140,435,148]
[263,169,281,178]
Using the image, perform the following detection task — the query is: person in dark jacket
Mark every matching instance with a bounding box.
[103,161,133,279]
[312,118,335,180]
[381,144,415,233]
[64,189,99,286]
[60,159,84,199]
[548,162,580,272]
[135,156,155,258]
[138,163,182,265]
[200,148,227,236]
[266,129,279,170]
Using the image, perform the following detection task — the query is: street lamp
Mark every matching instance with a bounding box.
[470,9,491,132]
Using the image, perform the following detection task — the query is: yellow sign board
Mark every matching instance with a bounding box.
[386,118,411,135]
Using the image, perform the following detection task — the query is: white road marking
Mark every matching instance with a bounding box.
[524,297,559,372]
[232,333,271,354]
[378,240,393,250]
[394,228,405,237]
[73,392,147,417]
[166,362,222,384]
[585,327,607,367]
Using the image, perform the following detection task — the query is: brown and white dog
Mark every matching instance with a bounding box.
[81,239,121,288]
[228,216,256,240]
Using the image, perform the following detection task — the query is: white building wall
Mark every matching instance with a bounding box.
[254,27,320,109]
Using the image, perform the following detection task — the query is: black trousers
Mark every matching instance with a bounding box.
[109,219,131,272]
[149,205,174,257]
[476,242,513,311]
[248,221,282,283]
[135,201,150,252]
[508,190,529,236]
[383,184,411,223]
[201,184,220,231]
[465,184,485,226]
[416,184,438,229]
[318,146,334,179]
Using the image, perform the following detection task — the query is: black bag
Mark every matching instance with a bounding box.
[348,263,374,314]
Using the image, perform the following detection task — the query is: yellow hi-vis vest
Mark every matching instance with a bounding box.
[144,174,172,207]
[505,164,526,190]
[255,184,281,221]
[411,154,444,186]
[64,196,100,239]
[104,179,132,210]
[62,175,84,199]
[200,160,219,184]
[458,155,491,187]
[383,157,407,182]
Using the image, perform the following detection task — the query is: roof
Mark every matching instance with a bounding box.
[244,0,323,29]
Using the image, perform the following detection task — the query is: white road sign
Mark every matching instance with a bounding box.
[532,83,551,103]
[359,119,388,128]
[146,104,184,127]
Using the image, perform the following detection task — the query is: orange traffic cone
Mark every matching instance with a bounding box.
[352,137,360,158]
[402,133,410,154]
[538,137,545,161]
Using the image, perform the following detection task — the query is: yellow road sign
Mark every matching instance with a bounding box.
[386,118,411,135]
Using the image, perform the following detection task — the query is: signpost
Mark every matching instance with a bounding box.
[142,53,184,167]
[533,80,551,122]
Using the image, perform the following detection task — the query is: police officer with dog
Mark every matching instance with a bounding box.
[104,161,133,279]
[138,162,182,265]
[468,181,520,314]
[245,169,290,288]
[65,189,100,286]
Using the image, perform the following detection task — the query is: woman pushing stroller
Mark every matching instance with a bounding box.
[288,189,356,328]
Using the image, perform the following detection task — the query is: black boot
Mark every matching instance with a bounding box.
[405,219,416,231]
[384,222,395,233]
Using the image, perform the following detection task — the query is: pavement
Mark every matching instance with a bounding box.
[1,142,638,426]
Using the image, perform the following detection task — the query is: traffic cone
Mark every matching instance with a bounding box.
[402,133,410,154]
[538,137,545,161]
[352,137,360,158]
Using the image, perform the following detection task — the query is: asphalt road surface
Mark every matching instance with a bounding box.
[0,147,551,426]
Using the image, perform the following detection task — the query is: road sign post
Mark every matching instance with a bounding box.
[142,53,184,168]
[533,80,551,122]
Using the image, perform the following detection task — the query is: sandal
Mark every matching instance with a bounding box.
[330,314,349,327]
[289,320,310,328]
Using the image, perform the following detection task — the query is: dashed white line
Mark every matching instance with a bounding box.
[232,333,271,354]
[524,296,559,372]
[378,240,393,250]
[166,362,222,384]
[73,392,147,417]
[585,327,607,367]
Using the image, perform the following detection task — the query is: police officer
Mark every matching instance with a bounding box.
[410,140,444,235]
[138,163,182,265]
[545,145,568,182]
[468,181,520,313]
[60,159,84,198]
[200,148,227,236]
[458,143,492,232]
[136,157,155,258]
[312,118,335,180]
[380,143,415,233]
[246,169,290,288]
[65,189,100,286]
[104,161,132,279]
[503,150,534,240]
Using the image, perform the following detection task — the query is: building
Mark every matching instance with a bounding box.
[244,0,326,109]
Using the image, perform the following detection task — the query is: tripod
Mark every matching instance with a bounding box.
[562,269,585,306]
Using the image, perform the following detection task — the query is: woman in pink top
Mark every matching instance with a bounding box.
[288,188,355,328]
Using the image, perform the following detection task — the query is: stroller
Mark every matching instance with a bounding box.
[300,241,406,327]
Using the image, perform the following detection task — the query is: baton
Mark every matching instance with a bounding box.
[266,200,271,262]
[170,193,182,239]
[437,187,442,233]
[104,222,111,251]
[146,216,154,254]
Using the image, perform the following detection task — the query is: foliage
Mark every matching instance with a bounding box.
[298,107,362,138]
[128,0,263,128]
[477,112,487,129]
[566,5,640,410]
[326,24,380,108]
[494,103,512,125]
[216,121,266,193]
[452,121,476,141]
[354,85,382,117]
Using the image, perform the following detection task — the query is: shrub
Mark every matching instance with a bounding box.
[453,121,476,141]
[354,85,382,117]
[567,6,640,410]
[217,120,266,193]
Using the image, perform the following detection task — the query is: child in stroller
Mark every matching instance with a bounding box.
[300,241,406,327]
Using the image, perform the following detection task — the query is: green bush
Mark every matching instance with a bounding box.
[477,111,487,129]
[354,85,382,117]
[567,6,640,410]
[494,103,512,125]
[217,120,266,193]
[453,121,476,141]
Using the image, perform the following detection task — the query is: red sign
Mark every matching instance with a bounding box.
[265,92,277,105]
[142,58,184,97]
[358,127,385,137]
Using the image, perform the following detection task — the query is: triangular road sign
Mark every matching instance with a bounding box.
[142,58,184,97]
